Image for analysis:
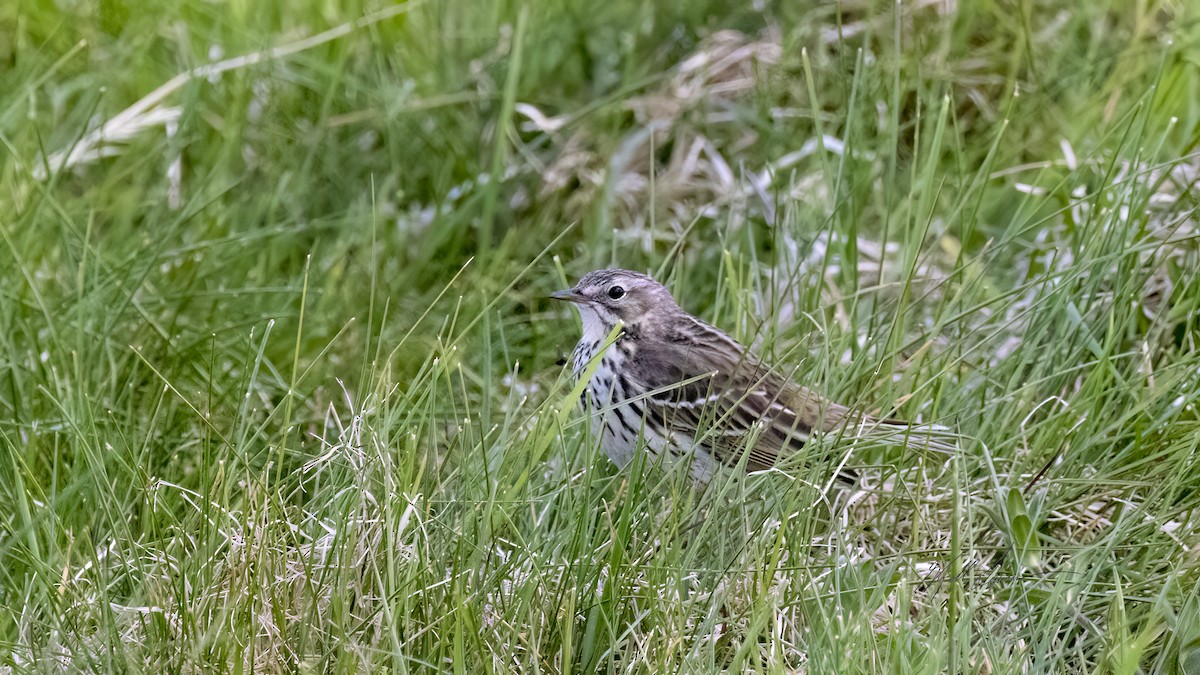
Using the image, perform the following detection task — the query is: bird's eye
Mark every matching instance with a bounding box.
[607,286,625,300]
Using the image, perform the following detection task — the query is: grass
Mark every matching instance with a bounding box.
[2,0,1199,671]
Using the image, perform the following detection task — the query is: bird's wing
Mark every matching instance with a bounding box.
[625,317,960,471]
[626,329,858,471]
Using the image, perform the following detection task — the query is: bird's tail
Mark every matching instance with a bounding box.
[853,418,963,455]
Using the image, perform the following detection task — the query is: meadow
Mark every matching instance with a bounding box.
[2,0,1199,671]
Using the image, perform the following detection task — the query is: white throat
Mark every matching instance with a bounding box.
[575,304,617,344]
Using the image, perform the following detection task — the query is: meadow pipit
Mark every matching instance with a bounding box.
[551,268,956,484]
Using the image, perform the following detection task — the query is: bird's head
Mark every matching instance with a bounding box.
[550,269,679,340]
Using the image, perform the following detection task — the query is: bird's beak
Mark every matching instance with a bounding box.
[549,288,585,303]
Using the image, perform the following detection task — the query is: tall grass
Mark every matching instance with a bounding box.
[1,0,1198,671]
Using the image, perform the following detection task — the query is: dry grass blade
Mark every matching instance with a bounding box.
[33,1,423,180]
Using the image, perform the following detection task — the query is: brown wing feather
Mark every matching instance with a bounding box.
[626,316,959,473]
[627,323,858,471]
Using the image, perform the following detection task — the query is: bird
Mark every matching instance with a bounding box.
[549,268,957,485]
